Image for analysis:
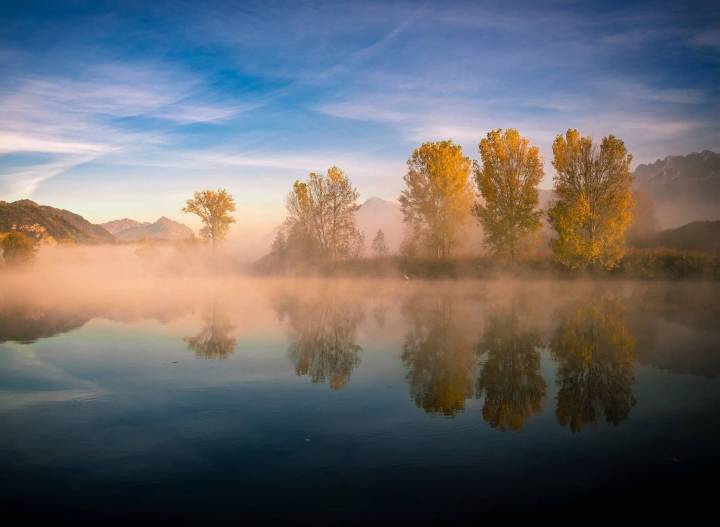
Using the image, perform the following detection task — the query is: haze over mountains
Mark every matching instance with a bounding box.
[633,150,720,228]
[356,197,404,252]
[100,217,194,241]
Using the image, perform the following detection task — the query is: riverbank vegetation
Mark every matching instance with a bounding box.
[259,127,717,280]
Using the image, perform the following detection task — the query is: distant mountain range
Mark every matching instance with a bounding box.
[0,199,194,245]
[0,199,115,244]
[633,150,720,228]
[100,217,194,241]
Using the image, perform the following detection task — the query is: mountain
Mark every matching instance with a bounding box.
[633,150,720,228]
[356,197,404,252]
[0,199,115,244]
[100,218,149,235]
[102,216,194,241]
[645,220,720,253]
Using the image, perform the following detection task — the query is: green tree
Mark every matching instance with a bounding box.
[548,130,634,269]
[551,296,636,433]
[1,231,38,265]
[399,141,474,258]
[476,308,545,431]
[285,166,362,261]
[371,229,388,257]
[474,129,544,261]
[182,188,236,249]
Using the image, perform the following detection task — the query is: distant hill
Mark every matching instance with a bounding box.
[101,218,149,235]
[0,199,115,244]
[101,216,194,241]
[633,150,720,228]
[356,197,404,252]
[644,220,720,253]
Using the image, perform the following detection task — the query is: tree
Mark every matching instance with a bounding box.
[473,129,544,261]
[399,141,474,258]
[371,229,388,257]
[548,130,634,269]
[271,230,287,257]
[1,231,38,265]
[285,166,362,261]
[182,188,236,249]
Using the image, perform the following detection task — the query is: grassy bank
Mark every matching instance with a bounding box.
[255,248,720,281]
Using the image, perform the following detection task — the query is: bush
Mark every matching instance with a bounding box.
[611,248,720,280]
[1,231,38,265]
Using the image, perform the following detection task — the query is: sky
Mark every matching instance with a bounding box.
[0,0,719,231]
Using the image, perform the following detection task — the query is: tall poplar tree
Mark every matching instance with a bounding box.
[473,129,544,261]
[399,140,474,258]
[548,129,634,269]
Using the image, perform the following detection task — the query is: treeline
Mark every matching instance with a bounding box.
[264,128,640,273]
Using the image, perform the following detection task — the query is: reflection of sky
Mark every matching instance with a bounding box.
[1,280,720,522]
[0,1,718,226]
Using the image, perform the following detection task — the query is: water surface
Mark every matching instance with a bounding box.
[1,279,718,524]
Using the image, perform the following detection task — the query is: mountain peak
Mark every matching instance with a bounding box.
[101,215,194,241]
[360,197,399,211]
[1,200,115,244]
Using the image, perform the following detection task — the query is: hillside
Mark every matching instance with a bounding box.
[645,221,720,253]
[0,199,115,244]
[633,150,720,228]
[102,216,194,241]
[101,218,149,235]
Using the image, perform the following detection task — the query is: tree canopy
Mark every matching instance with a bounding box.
[284,166,362,262]
[182,188,236,248]
[1,231,38,265]
[548,130,634,269]
[399,140,474,259]
[474,129,544,261]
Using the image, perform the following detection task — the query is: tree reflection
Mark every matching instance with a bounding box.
[551,296,636,433]
[476,309,545,431]
[275,294,364,390]
[185,305,237,360]
[401,295,475,416]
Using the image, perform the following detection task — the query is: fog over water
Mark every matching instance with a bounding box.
[1,244,719,523]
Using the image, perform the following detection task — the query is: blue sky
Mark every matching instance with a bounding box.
[0,0,718,227]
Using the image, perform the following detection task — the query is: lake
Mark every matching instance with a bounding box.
[1,278,719,525]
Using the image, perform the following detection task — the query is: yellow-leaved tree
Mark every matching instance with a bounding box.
[182,188,236,249]
[399,140,474,258]
[284,166,362,262]
[473,129,544,261]
[548,130,634,269]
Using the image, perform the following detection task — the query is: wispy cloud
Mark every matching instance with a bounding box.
[0,61,255,197]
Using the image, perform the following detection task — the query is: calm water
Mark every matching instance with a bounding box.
[1,278,719,525]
